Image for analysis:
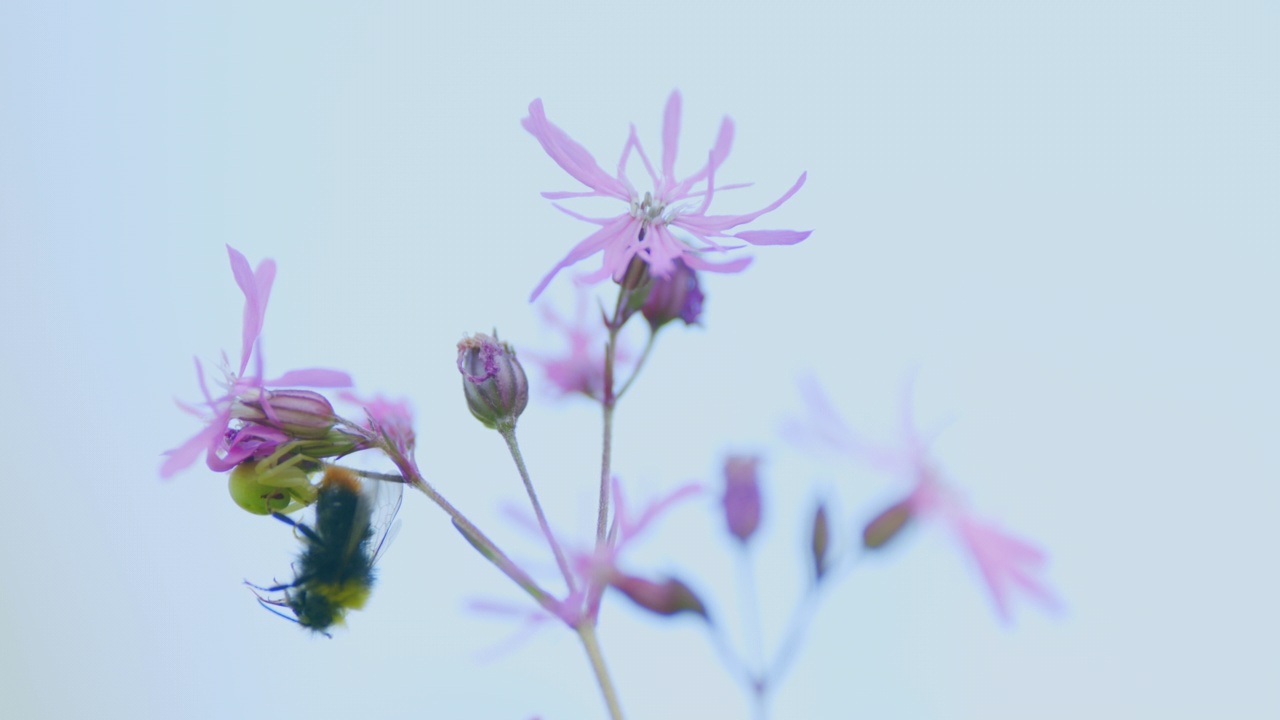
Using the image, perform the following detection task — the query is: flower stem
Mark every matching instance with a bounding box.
[614,330,656,401]
[578,621,624,720]
[500,427,577,594]
[381,446,558,613]
[597,317,619,543]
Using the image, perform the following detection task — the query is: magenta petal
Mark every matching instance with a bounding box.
[159,423,221,478]
[734,229,812,246]
[680,172,808,233]
[660,90,682,187]
[672,118,735,198]
[523,99,629,200]
[226,245,277,375]
[267,368,353,388]
[530,215,637,301]
[681,253,753,274]
[541,190,602,200]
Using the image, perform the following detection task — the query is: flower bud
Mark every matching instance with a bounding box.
[862,496,915,550]
[611,574,708,619]
[811,502,831,581]
[235,389,337,440]
[642,259,703,330]
[457,332,529,431]
[722,455,762,544]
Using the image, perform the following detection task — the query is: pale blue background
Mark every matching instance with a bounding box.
[2,1,1277,718]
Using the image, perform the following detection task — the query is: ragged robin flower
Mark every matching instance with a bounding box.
[523,90,811,300]
[787,377,1059,622]
[161,246,354,479]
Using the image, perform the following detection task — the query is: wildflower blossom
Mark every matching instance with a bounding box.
[161,246,352,478]
[523,90,811,301]
[787,377,1058,622]
[484,478,702,631]
[339,391,418,476]
[525,293,629,401]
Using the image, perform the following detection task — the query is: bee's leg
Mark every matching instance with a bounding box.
[255,597,301,625]
[245,578,297,594]
[270,511,322,544]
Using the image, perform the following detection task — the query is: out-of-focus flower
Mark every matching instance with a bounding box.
[525,293,630,401]
[811,502,831,581]
[575,477,703,622]
[523,90,811,301]
[610,574,707,619]
[161,246,352,478]
[339,391,418,475]
[721,455,762,544]
[788,377,1059,622]
[641,258,704,330]
[485,478,703,631]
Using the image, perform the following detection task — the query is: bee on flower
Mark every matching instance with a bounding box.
[248,466,403,635]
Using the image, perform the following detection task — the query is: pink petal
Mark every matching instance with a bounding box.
[671,118,735,199]
[159,422,222,478]
[679,172,807,234]
[541,190,604,200]
[226,245,276,376]
[552,203,617,226]
[522,99,629,200]
[627,125,660,190]
[680,253,753,274]
[529,215,638,301]
[266,368,353,388]
[660,90,682,190]
[733,229,812,246]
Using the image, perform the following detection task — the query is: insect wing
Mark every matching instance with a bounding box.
[365,475,404,566]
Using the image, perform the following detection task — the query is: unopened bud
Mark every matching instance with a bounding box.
[236,389,337,439]
[642,259,703,330]
[722,455,762,543]
[457,332,529,431]
[611,574,707,619]
[862,497,914,549]
[811,502,830,580]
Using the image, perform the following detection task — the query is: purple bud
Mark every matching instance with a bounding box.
[611,574,708,619]
[457,332,529,431]
[862,496,915,550]
[722,455,762,544]
[811,502,831,580]
[642,259,703,330]
[236,389,337,439]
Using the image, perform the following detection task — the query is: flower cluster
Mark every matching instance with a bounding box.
[164,91,1055,720]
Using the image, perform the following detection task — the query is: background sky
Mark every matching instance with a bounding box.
[1,1,1277,718]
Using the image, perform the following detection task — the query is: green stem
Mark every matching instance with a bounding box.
[597,320,619,544]
[614,330,656,401]
[500,427,577,594]
[578,622,624,720]
[382,447,557,613]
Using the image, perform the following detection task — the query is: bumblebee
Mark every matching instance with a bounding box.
[249,466,401,635]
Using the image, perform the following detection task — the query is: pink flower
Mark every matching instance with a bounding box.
[488,478,702,629]
[524,293,629,401]
[788,377,1059,622]
[161,246,352,478]
[339,391,417,466]
[523,90,811,301]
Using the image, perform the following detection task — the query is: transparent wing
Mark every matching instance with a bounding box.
[364,475,404,566]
